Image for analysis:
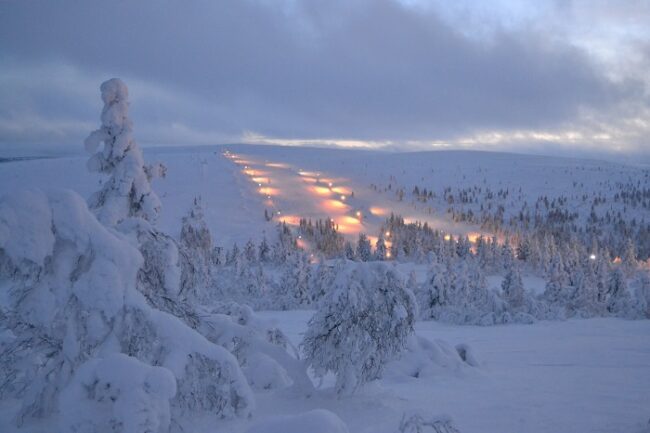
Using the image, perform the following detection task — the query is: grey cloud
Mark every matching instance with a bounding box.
[0,0,644,148]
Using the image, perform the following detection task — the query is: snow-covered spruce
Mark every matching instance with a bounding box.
[179,197,214,302]
[0,188,253,429]
[302,262,417,395]
[85,78,164,226]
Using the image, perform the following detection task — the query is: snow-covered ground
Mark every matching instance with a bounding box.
[190,310,650,433]
[1,144,649,433]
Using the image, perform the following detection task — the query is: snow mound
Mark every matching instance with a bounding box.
[385,335,479,380]
[60,353,176,433]
[245,409,350,433]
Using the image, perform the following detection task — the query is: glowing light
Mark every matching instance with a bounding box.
[356,211,362,218]
[311,186,331,196]
[328,182,333,188]
[589,254,597,261]
[467,232,481,243]
[340,195,346,201]
[265,162,290,169]
[369,206,387,216]
[341,216,361,226]
[386,251,392,258]
[444,234,452,241]
[332,186,352,195]
[278,215,301,225]
[243,169,268,177]
[299,171,320,177]
[385,231,391,237]
[259,187,279,196]
[322,199,349,211]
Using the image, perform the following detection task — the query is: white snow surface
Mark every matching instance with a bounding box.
[1,144,649,433]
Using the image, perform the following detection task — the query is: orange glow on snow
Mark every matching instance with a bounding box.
[332,186,352,195]
[299,171,320,177]
[340,216,361,226]
[279,215,301,225]
[259,187,280,196]
[322,199,349,212]
[301,177,318,184]
[370,206,387,216]
[311,186,332,196]
[243,169,267,177]
[265,162,290,169]
[252,177,269,183]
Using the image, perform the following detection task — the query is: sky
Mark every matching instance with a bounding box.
[0,0,649,159]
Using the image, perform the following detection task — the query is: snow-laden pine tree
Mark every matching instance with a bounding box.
[502,262,525,311]
[179,197,214,301]
[356,233,372,262]
[543,254,566,304]
[84,78,164,226]
[302,263,417,395]
[606,267,631,315]
[375,236,387,261]
[275,252,311,309]
[635,271,650,318]
[0,189,254,430]
[416,263,449,319]
[258,236,271,262]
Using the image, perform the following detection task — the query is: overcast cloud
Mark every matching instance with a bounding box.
[0,0,648,157]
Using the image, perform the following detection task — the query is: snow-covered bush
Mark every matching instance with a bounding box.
[197,302,314,395]
[397,412,460,433]
[302,262,417,395]
[85,78,164,226]
[59,354,176,433]
[246,409,350,433]
[384,335,479,380]
[0,188,254,428]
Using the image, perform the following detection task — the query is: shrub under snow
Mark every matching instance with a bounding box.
[302,262,417,395]
[0,188,254,429]
[245,409,350,433]
[59,353,176,433]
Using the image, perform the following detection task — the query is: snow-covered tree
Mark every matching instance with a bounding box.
[356,233,372,262]
[258,236,271,262]
[606,267,630,314]
[635,271,650,318]
[416,263,449,318]
[84,78,164,226]
[375,236,387,261]
[502,262,525,310]
[179,197,214,301]
[0,189,253,429]
[275,253,311,309]
[302,263,417,395]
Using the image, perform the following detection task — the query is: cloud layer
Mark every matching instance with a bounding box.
[0,0,648,156]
